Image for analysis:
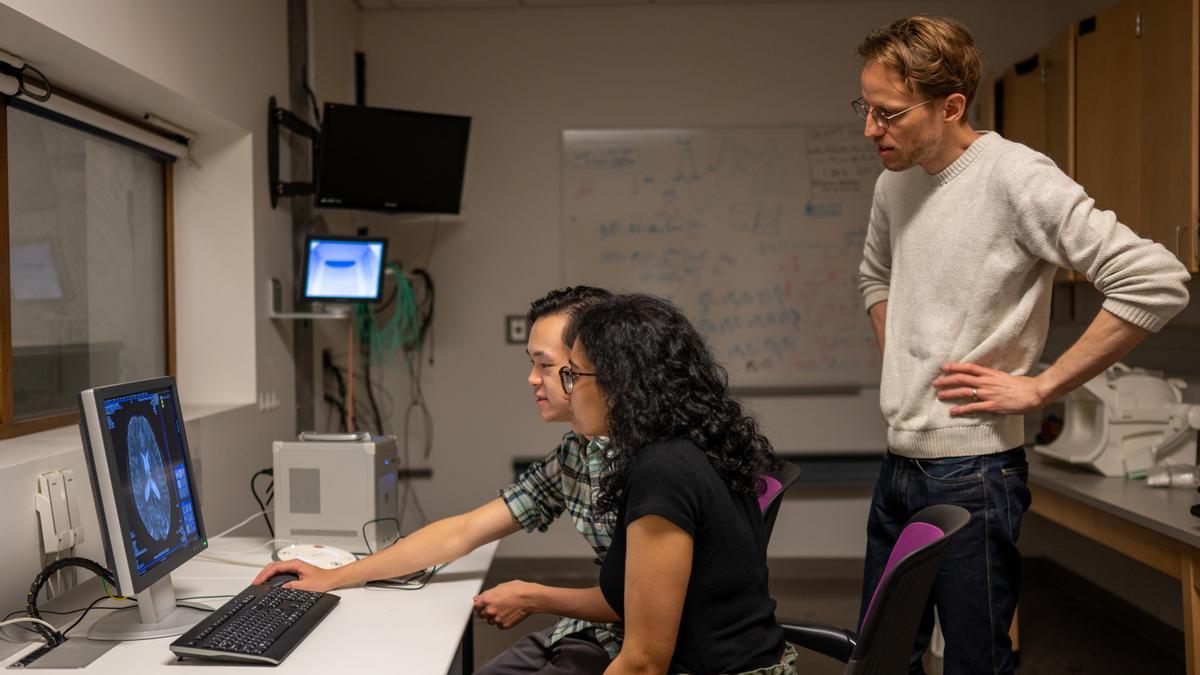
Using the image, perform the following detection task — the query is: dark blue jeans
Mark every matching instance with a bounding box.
[859,447,1031,675]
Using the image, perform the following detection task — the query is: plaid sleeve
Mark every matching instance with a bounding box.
[500,441,568,533]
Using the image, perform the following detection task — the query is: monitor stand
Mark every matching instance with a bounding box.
[87,575,211,641]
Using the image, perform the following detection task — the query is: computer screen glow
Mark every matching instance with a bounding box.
[102,387,201,577]
[303,238,385,301]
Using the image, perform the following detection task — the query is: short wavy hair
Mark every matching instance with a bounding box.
[858,15,983,107]
[573,293,780,516]
[527,286,611,345]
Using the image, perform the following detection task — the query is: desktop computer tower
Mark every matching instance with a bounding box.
[273,435,399,554]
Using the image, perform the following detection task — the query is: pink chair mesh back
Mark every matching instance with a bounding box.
[756,475,783,512]
[861,521,945,630]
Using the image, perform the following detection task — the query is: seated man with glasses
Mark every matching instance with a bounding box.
[254,286,622,675]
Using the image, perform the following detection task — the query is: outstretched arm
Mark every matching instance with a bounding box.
[253,497,520,591]
[605,515,693,675]
[934,309,1149,416]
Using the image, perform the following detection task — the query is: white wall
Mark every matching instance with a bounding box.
[328,0,1108,558]
[0,0,361,619]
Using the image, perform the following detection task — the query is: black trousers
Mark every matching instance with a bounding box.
[475,627,610,675]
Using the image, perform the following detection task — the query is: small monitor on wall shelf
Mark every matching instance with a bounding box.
[301,235,388,303]
[315,102,471,214]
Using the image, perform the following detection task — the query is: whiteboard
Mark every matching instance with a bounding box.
[561,125,883,389]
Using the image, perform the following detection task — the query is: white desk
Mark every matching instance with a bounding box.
[0,538,498,673]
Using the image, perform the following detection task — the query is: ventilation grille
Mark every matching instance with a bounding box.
[289,468,321,514]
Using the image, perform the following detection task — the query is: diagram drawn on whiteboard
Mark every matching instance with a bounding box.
[562,125,882,389]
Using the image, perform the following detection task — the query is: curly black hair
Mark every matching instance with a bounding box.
[573,293,781,516]
[527,286,612,345]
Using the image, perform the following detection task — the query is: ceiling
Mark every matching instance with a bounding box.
[357,0,786,9]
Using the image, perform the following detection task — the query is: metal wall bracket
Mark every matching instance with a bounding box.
[268,278,349,320]
[268,95,319,209]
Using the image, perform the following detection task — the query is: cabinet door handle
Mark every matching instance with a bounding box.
[1176,224,1198,264]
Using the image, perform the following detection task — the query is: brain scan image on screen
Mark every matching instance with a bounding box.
[126,415,172,541]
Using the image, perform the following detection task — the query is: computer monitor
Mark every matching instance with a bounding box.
[78,376,212,640]
[301,235,388,303]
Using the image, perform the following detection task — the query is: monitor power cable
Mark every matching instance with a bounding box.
[250,468,275,538]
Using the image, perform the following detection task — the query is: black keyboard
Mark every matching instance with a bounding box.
[169,584,339,665]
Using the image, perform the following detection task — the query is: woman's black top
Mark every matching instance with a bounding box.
[598,438,785,674]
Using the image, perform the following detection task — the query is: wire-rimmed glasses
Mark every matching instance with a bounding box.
[852,97,933,130]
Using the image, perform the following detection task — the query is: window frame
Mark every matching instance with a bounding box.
[0,93,177,440]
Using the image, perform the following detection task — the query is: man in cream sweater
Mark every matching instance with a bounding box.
[854,15,1190,675]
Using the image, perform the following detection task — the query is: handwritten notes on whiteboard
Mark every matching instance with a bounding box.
[561,126,882,389]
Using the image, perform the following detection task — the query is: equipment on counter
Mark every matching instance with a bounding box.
[273,434,400,555]
[1033,364,1200,478]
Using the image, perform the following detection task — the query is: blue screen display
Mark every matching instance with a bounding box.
[303,238,385,301]
[103,387,202,577]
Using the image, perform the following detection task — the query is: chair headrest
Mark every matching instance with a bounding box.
[756,475,784,512]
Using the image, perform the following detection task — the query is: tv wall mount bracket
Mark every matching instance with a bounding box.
[267,96,319,209]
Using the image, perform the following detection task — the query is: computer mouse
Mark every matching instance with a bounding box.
[265,572,300,587]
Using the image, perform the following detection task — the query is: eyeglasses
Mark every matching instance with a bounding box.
[852,97,933,130]
[559,365,596,394]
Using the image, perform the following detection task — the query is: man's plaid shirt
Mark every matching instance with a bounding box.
[500,432,622,658]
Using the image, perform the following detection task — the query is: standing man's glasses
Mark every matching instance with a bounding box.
[559,366,596,394]
[852,97,933,130]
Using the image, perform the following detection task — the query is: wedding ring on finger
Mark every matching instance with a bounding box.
[970,387,979,401]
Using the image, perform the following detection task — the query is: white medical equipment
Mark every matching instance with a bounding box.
[1033,364,1200,477]
[273,434,400,554]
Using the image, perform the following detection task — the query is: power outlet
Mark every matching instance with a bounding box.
[505,315,530,345]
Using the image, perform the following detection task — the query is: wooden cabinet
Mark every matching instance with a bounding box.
[1075,2,1142,233]
[1074,0,1199,271]
[1139,0,1198,271]
[1041,28,1075,178]
[1003,1,1199,274]
[1000,28,1074,174]
[1000,27,1077,279]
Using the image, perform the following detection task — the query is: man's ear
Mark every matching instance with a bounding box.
[943,93,968,123]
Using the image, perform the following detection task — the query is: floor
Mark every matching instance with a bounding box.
[470,557,1185,674]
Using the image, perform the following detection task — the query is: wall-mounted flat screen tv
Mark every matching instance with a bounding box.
[316,103,471,214]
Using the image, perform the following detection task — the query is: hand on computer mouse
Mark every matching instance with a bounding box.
[253,560,336,592]
[265,572,300,587]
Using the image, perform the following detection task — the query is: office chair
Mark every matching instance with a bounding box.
[757,460,803,541]
[779,504,970,675]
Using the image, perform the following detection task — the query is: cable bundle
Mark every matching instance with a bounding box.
[353,263,432,365]
[24,557,116,646]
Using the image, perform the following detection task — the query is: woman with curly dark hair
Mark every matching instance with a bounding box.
[562,293,797,675]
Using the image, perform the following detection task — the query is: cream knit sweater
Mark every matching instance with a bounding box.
[858,131,1190,458]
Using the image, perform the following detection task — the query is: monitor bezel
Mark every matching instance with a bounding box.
[314,102,471,215]
[300,234,389,303]
[78,376,207,597]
